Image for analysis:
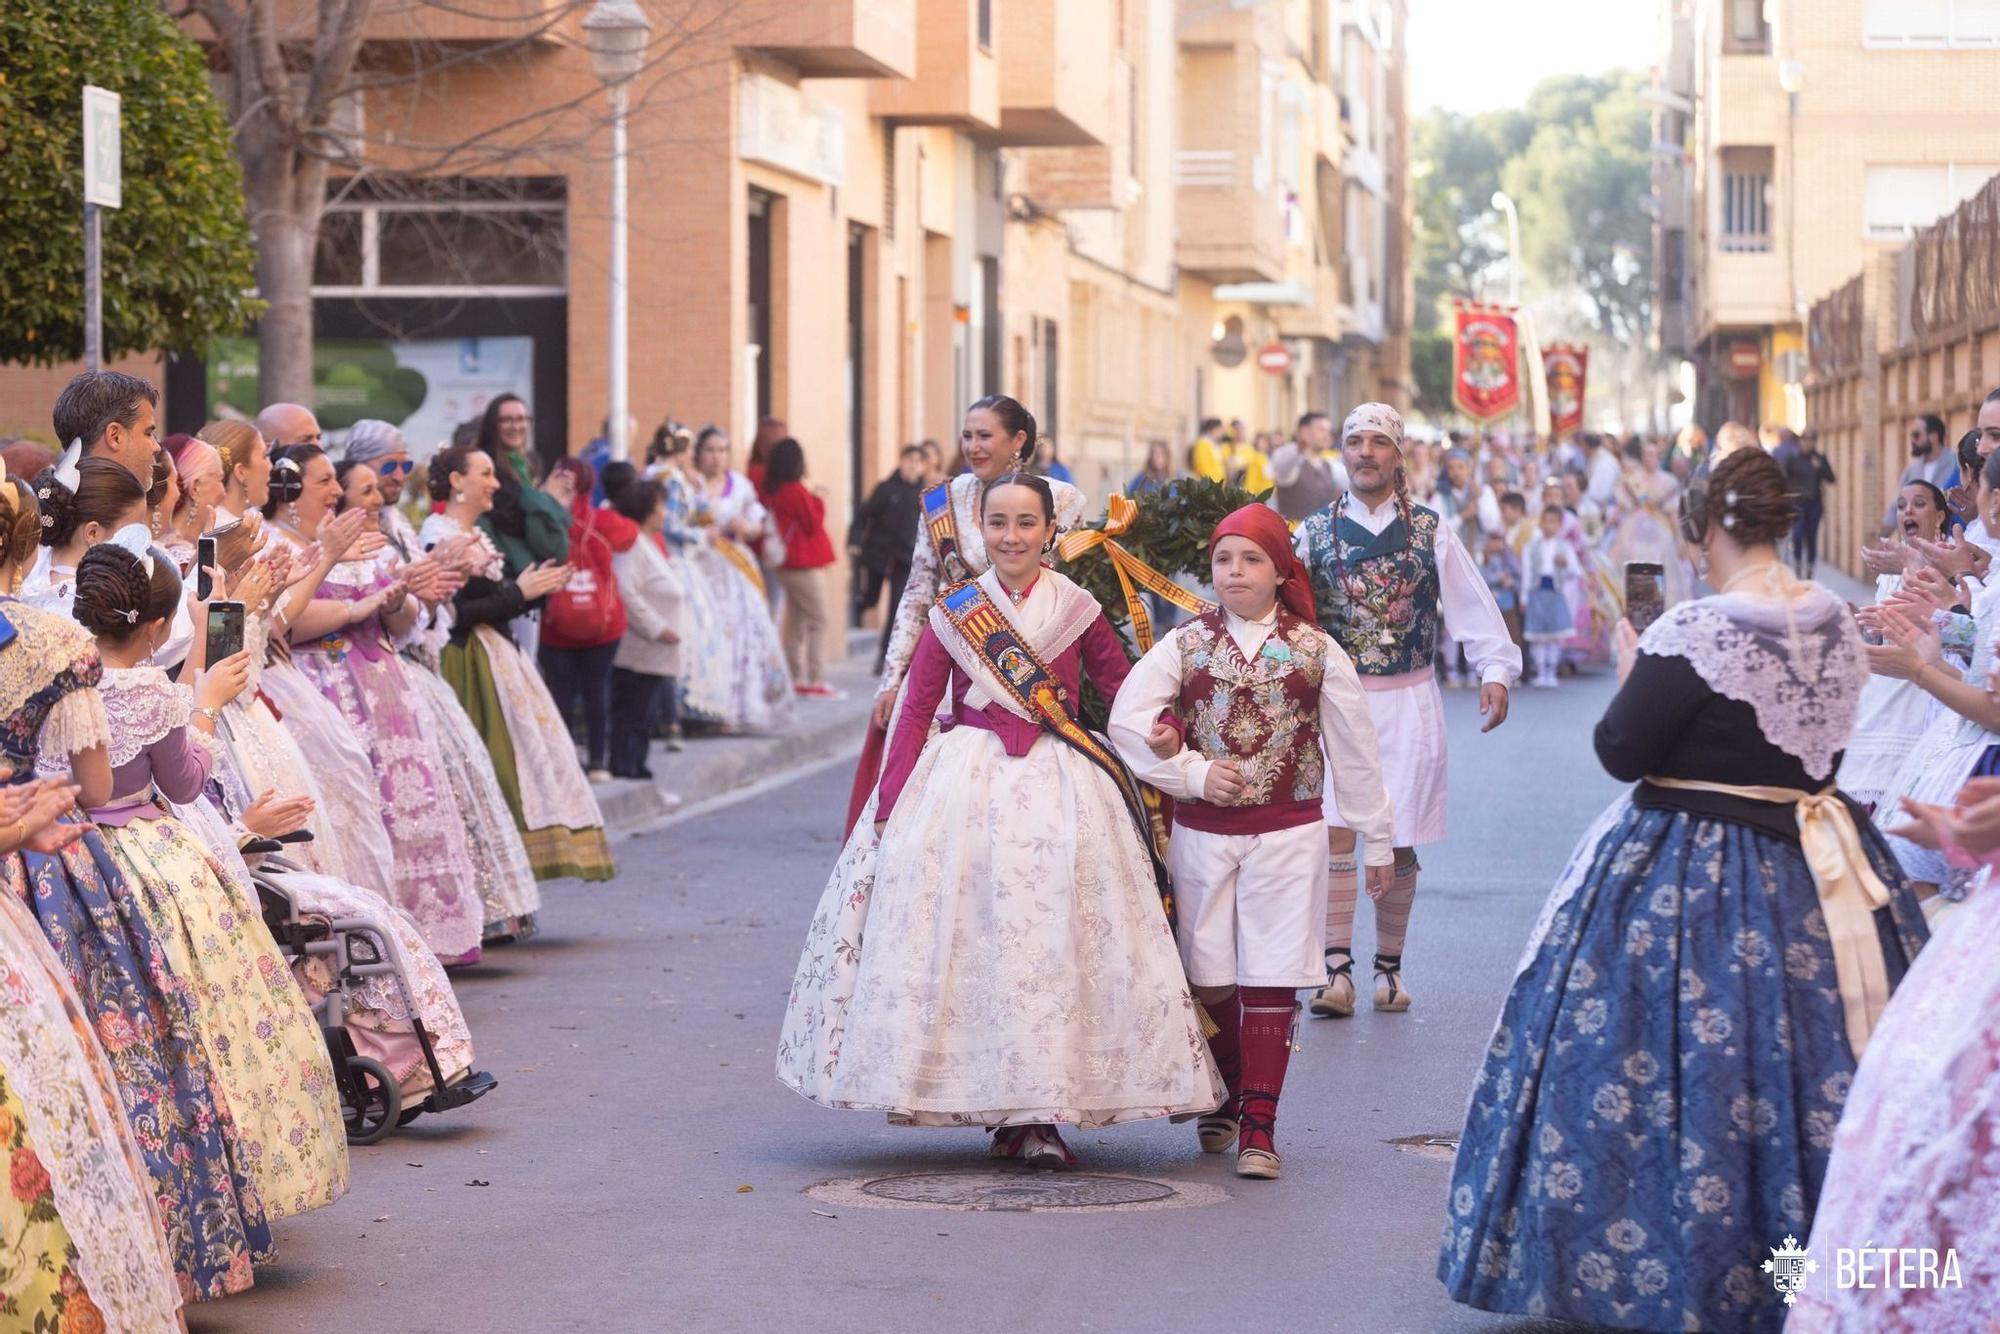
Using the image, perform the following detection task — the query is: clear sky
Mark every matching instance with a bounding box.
[1407,0,1660,113]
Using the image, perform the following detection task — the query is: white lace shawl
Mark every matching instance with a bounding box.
[1635,585,1865,781]
[97,665,199,769]
[925,567,1101,722]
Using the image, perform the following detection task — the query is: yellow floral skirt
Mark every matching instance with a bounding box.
[104,812,349,1220]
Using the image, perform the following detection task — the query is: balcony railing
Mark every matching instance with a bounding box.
[1719,234,1771,254]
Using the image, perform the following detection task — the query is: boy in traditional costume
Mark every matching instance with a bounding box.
[779,473,1219,1168]
[1109,504,1395,1179]
[1294,404,1520,1018]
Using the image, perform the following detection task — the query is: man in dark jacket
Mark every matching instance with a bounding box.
[1784,428,1837,578]
[850,444,927,672]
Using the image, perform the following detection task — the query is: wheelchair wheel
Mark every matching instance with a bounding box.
[343,1055,401,1145]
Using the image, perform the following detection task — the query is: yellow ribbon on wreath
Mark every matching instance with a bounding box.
[1056,494,1213,652]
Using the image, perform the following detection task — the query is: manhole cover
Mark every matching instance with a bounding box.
[1388,1133,1460,1162]
[805,1170,1226,1213]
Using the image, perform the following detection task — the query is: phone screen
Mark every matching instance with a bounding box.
[1625,562,1667,634]
[196,536,217,600]
[205,601,245,664]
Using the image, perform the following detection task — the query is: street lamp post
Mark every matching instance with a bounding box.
[1489,189,1549,435]
[1490,190,1522,305]
[584,0,652,463]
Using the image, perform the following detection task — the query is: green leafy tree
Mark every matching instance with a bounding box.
[0,0,258,364]
[1501,72,1654,341]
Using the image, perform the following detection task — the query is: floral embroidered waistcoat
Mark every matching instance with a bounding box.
[1173,608,1327,832]
[1300,503,1442,676]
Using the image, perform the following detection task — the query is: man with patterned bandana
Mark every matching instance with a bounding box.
[1294,404,1520,1017]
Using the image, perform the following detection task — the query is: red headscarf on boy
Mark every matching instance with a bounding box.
[1209,503,1317,624]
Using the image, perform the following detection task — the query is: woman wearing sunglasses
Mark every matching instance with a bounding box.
[342,419,421,560]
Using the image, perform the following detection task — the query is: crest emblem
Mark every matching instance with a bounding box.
[1761,1235,1817,1305]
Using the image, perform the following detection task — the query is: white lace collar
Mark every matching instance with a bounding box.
[1636,585,1864,780]
[98,665,190,769]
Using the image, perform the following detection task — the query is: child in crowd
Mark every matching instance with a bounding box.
[1108,504,1394,1181]
[1498,491,1532,555]
[1521,504,1576,687]
[1480,530,1524,647]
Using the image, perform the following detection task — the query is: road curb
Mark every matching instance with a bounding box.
[596,633,878,835]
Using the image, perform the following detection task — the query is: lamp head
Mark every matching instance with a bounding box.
[584,0,652,87]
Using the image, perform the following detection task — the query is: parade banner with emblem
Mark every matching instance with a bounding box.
[1452,300,1522,424]
[1543,343,1588,438]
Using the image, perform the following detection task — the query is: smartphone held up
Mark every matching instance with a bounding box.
[1624,562,1666,635]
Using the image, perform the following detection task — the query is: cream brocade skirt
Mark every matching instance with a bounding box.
[777,727,1222,1128]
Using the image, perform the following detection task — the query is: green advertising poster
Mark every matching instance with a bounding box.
[206,335,534,456]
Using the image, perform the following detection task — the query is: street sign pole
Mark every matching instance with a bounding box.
[83,205,102,372]
[81,86,122,373]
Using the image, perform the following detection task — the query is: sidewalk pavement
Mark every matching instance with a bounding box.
[593,629,880,835]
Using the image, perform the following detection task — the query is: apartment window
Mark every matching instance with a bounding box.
[1725,0,1772,52]
[1864,0,2000,47]
[977,0,993,51]
[1863,162,2000,238]
[313,177,566,294]
[1718,150,1771,252]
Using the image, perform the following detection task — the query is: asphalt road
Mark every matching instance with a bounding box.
[192,668,1626,1334]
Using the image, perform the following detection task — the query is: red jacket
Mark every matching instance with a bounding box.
[540,496,638,649]
[764,481,836,569]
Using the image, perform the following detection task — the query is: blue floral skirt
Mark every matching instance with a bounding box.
[13,822,273,1300]
[1438,800,1928,1332]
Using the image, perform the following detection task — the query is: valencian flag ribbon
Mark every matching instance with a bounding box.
[1452,300,1522,424]
[936,578,1179,928]
[1056,494,1213,652]
[1543,343,1588,439]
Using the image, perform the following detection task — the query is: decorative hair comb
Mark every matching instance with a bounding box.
[53,438,82,493]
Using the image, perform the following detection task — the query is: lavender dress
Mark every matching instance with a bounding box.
[284,549,484,962]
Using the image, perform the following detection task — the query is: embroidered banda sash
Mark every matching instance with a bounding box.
[712,535,767,596]
[923,482,972,585]
[936,579,1177,926]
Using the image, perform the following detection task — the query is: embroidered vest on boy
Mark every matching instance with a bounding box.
[1172,607,1327,835]
[1299,502,1442,677]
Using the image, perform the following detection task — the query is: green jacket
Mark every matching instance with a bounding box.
[479,449,571,577]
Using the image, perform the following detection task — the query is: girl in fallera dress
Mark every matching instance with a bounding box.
[779,473,1221,1167]
[422,443,615,883]
[72,538,350,1222]
[205,417,405,908]
[0,814,182,1333]
[1438,449,1928,1332]
[0,488,273,1300]
[1521,503,1578,689]
[267,444,489,963]
[1790,778,2000,1332]
[847,394,1089,834]
[1839,480,1950,811]
[687,425,794,731]
[337,453,543,944]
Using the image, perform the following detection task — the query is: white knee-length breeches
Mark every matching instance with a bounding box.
[1168,821,1329,989]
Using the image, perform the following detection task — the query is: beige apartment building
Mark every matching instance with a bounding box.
[1654,0,2000,431]
[0,0,1409,523]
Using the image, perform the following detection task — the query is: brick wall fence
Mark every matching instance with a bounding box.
[1807,175,2000,581]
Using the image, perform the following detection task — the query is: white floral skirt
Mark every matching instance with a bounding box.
[777,728,1222,1128]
